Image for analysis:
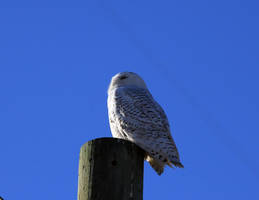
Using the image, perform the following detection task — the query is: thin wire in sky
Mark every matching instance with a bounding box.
[96,0,259,179]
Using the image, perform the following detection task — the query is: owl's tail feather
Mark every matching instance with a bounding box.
[145,155,165,175]
[172,161,184,168]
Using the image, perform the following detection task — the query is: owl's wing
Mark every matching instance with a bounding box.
[112,87,182,167]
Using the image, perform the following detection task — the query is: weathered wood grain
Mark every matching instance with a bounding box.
[78,137,144,200]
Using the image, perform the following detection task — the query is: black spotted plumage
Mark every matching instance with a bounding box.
[107,72,183,175]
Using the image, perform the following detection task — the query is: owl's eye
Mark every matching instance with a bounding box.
[120,76,128,80]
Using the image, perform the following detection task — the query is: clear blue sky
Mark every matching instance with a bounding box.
[0,0,259,199]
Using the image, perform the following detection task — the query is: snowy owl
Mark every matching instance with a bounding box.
[107,72,183,175]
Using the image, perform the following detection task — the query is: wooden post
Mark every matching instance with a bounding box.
[77,137,144,200]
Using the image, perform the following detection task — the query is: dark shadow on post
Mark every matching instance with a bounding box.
[77,137,144,200]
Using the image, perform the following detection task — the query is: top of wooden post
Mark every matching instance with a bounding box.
[78,137,145,200]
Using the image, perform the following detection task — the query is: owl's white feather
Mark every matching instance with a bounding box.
[107,72,183,175]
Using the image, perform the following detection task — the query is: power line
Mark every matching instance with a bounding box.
[95,0,259,178]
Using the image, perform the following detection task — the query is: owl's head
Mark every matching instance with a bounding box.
[108,72,147,92]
